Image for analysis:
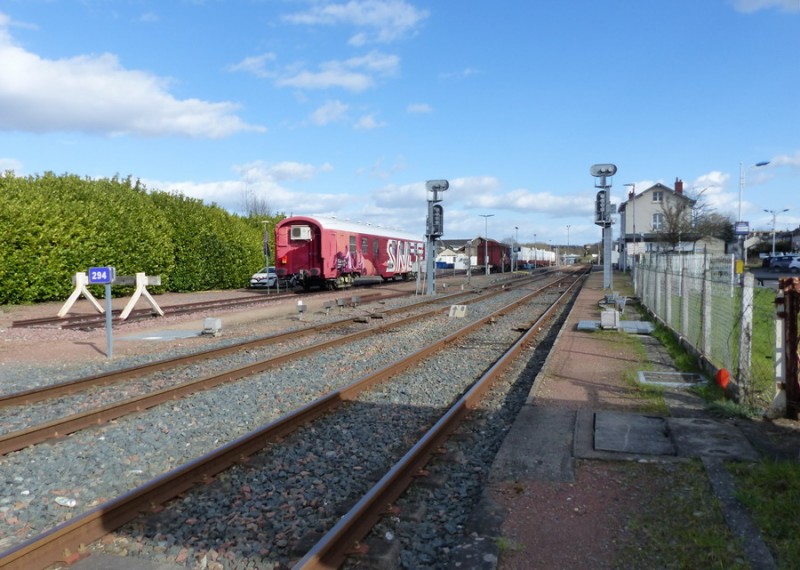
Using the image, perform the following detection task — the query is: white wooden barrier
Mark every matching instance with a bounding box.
[58,272,164,320]
[119,273,164,320]
[58,272,104,317]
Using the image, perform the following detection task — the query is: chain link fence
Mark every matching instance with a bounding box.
[634,253,776,408]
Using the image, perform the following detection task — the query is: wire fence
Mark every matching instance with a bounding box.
[634,253,776,407]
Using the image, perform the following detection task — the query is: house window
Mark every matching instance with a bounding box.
[652,191,663,203]
[652,213,664,231]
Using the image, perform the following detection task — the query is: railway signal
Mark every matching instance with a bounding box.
[591,164,617,290]
[425,180,449,295]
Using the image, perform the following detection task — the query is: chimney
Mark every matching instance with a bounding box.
[675,177,683,194]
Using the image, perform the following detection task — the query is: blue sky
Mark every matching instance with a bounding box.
[1,0,798,248]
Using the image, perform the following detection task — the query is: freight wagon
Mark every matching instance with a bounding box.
[274,216,425,290]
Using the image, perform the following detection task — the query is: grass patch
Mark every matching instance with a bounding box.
[623,368,670,415]
[728,461,800,568]
[615,460,749,569]
[495,536,524,554]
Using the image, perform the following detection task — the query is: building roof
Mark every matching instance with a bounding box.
[617,181,695,213]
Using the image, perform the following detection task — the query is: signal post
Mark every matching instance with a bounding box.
[425,179,448,295]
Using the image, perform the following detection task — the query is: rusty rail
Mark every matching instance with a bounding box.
[293,271,587,569]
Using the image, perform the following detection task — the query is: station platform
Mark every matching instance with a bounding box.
[453,269,778,570]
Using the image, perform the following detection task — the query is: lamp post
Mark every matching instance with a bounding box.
[480,214,494,276]
[514,226,518,271]
[737,160,770,269]
[533,233,537,266]
[764,208,789,257]
[566,225,571,264]
[624,183,636,269]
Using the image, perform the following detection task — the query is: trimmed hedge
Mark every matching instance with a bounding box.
[0,172,279,305]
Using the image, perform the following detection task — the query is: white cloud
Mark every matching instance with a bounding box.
[283,0,429,45]
[354,113,386,129]
[0,13,265,138]
[440,67,480,81]
[228,53,277,78]
[771,150,800,168]
[145,160,340,214]
[0,157,23,173]
[732,0,800,13]
[276,51,399,92]
[407,102,432,114]
[311,100,349,125]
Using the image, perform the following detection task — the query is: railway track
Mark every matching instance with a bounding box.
[0,278,528,454]
[0,268,585,569]
[9,290,391,330]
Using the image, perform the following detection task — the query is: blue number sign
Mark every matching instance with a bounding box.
[88,266,115,284]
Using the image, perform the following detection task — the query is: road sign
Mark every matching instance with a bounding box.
[88,267,116,284]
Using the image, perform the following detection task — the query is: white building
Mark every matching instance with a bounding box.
[617,178,696,270]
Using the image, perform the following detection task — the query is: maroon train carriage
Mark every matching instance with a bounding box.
[475,238,511,273]
[274,216,425,290]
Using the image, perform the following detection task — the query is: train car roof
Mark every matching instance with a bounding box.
[278,215,422,242]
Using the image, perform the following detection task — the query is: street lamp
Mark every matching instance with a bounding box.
[624,183,636,266]
[480,214,494,276]
[737,160,770,270]
[764,208,789,256]
[514,226,518,271]
[566,225,571,263]
[739,161,770,221]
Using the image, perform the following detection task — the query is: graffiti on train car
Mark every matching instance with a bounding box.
[334,247,366,274]
[386,240,422,273]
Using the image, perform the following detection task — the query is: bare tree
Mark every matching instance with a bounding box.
[241,185,272,219]
[657,190,734,249]
[659,199,695,250]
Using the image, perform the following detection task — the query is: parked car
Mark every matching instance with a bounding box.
[770,255,800,272]
[789,257,800,273]
[249,266,278,288]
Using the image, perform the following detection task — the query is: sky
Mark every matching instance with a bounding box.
[1,0,799,249]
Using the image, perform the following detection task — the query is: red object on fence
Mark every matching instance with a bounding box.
[716,368,730,389]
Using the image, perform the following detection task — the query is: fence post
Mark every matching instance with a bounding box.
[701,253,712,359]
[736,273,754,402]
[665,256,673,328]
[681,258,689,340]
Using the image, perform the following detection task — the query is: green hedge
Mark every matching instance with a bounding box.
[0,172,279,305]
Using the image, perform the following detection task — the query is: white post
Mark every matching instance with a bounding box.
[58,272,104,317]
[120,273,164,320]
[737,272,754,399]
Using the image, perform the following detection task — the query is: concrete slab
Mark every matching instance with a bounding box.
[637,371,703,389]
[489,406,576,483]
[118,330,201,341]
[581,411,760,462]
[594,411,676,455]
[575,320,654,334]
[670,418,760,461]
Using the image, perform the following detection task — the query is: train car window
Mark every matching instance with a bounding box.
[373,239,379,256]
[350,235,357,253]
[361,237,368,253]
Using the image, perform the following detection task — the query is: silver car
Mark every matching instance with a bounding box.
[249,266,278,288]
